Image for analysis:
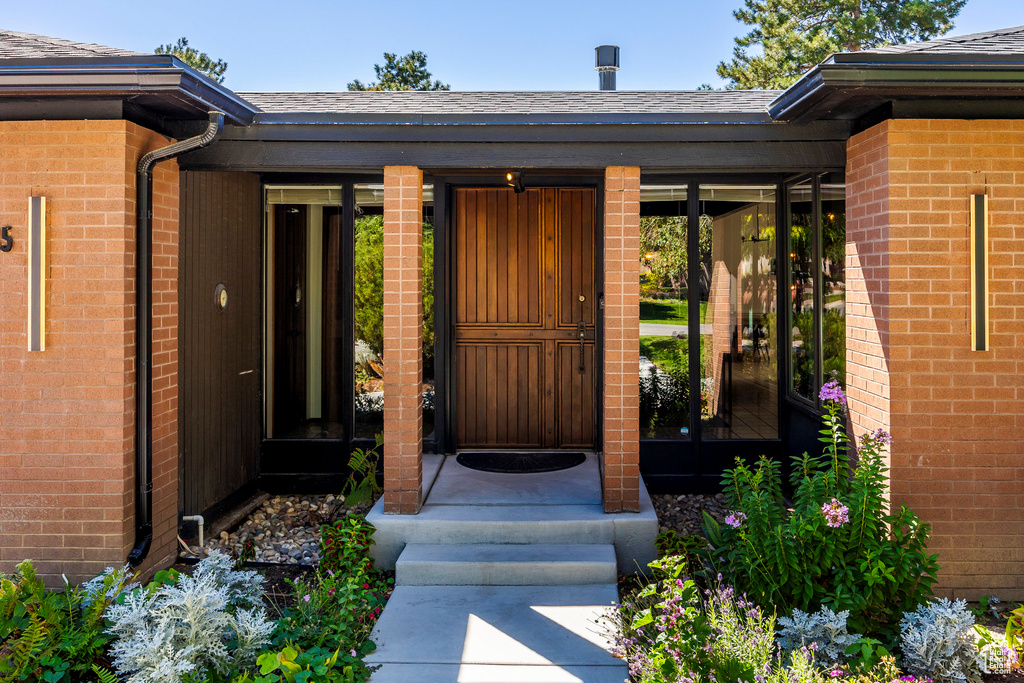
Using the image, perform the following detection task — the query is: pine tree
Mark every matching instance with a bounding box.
[717,0,967,90]
[155,37,228,84]
[348,51,450,91]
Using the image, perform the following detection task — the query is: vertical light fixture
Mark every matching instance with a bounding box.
[970,193,988,351]
[27,196,46,352]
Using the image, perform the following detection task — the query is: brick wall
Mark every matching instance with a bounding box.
[0,120,179,583]
[382,166,423,515]
[603,167,641,512]
[846,119,1024,598]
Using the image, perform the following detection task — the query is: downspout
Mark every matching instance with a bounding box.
[128,111,224,567]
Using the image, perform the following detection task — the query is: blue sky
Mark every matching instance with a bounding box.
[7,0,1024,91]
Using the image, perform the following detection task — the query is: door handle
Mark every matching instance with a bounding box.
[577,322,586,374]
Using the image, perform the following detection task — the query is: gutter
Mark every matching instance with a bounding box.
[127,111,224,567]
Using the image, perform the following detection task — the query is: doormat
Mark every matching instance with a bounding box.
[455,451,586,474]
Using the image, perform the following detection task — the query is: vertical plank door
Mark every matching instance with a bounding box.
[454,188,596,449]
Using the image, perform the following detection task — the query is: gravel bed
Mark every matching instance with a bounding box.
[199,494,374,565]
[652,492,728,537]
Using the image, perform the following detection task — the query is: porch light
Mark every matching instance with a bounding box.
[27,196,46,352]
[970,193,989,351]
[506,171,524,194]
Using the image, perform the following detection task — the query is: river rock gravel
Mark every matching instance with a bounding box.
[197,494,374,565]
[652,492,727,537]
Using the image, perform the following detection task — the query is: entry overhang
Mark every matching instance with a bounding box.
[770,53,1024,123]
[0,55,259,135]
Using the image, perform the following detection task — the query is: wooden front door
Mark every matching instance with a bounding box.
[454,188,597,449]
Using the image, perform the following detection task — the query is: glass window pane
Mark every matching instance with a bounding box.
[265,194,346,440]
[821,174,846,389]
[699,185,779,440]
[788,180,816,400]
[638,186,690,440]
[422,186,435,440]
[352,183,435,441]
[354,185,384,439]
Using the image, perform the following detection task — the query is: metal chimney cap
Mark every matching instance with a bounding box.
[595,45,620,72]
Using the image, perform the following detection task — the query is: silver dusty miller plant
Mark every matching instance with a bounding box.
[899,598,982,683]
[777,606,862,665]
[104,552,274,683]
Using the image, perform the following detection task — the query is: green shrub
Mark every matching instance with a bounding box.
[0,561,132,683]
[702,380,939,639]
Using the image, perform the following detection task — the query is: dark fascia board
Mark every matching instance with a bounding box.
[223,118,851,144]
[252,111,776,125]
[770,53,1024,122]
[0,55,259,129]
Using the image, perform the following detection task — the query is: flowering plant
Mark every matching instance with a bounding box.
[703,380,939,637]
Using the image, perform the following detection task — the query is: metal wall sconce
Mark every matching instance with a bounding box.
[27,196,46,352]
[970,193,989,351]
[506,171,524,194]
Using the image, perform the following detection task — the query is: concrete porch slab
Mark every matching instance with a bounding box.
[368,663,628,683]
[366,584,624,681]
[367,476,658,574]
[425,455,601,506]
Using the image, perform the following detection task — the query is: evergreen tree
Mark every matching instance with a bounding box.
[348,51,449,91]
[155,37,227,84]
[717,0,967,89]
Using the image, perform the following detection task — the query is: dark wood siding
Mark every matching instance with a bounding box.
[179,171,262,515]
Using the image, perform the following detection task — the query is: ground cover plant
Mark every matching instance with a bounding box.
[0,512,389,683]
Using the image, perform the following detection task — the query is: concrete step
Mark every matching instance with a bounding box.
[368,497,658,574]
[396,544,617,586]
[366,585,625,683]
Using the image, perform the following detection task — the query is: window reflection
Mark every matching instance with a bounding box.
[352,184,434,440]
[788,181,816,400]
[699,185,778,440]
[638,186,691,440]
[821,174,846,388]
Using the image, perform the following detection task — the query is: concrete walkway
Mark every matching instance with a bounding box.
[365,455,656,682]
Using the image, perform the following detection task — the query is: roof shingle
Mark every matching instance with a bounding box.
[238,90,781,115]
[861,25,1024,55]
[0,28,142,59]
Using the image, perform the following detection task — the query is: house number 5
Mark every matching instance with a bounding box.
[0,226,12,253]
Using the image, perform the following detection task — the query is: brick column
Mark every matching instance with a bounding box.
[382,166,423,514]
[603,167,641,512]
[846,119,1024,598]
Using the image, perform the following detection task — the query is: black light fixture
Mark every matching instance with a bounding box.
[506,171,524,194]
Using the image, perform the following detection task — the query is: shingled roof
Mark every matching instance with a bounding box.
[238,90,781,115]
[862,25,1024,55]
[0,28,142,59]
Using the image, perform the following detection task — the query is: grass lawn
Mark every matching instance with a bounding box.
[640,335,688,373]
[640,298,707,325]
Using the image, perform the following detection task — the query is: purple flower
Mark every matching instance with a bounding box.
[724,510,747,528]
[829,670,844,678]
[303,594,311,603]
[819,380,847,406]
[822,498,850,527]
[871,428,893,445]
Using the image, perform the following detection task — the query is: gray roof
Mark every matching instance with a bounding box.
[862,25,1024,55]
[0,28,142,59]
[238,90,781,115]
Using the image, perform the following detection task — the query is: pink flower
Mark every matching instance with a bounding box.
[821,498,850,528]
[303,594,311,603]
[724,511,747,528]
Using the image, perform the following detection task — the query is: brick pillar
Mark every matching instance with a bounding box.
[846,119,1024,598]
[382,166,423,514]
[603,167,641,512]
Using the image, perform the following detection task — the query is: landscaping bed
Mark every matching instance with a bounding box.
[617,380,1024,683]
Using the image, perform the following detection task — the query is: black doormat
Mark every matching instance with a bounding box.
[456,451,587,474]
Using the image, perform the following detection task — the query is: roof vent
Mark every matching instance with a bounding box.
[595,45,620,91]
